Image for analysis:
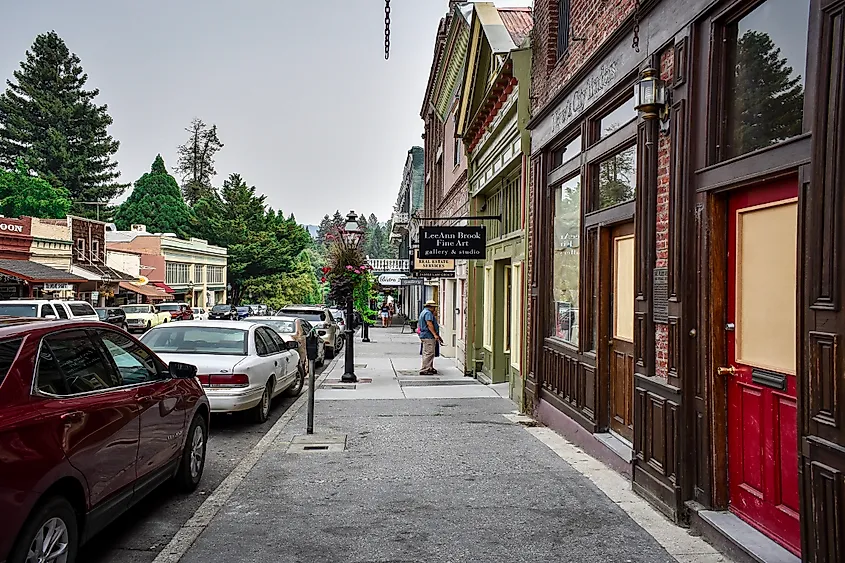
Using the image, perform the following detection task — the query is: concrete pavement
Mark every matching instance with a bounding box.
[164,327,731,563]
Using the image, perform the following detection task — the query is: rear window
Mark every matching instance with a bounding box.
[212,305,230,312]
[158,304,180,311]
[54,304,69,319]
[254,319,296,334]
[68,303,96,317]
[141,326,248,356]
[0,304,38,317]
[0,338,22,385]
[280,309,325,322]
[95,308,108,320]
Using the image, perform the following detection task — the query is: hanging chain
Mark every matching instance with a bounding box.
[384,0,391,60]
[632,0,641,53]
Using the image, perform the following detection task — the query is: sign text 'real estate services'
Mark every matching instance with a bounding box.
[419,226,486,260]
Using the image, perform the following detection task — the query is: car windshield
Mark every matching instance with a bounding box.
[212,305,230,312]
[95,308,108,320]
[237,307,250,313]
[281,309,325,322]
[158,304,180,311]
[122,306,149,314]
[0,304,39,317]
[141,326,248,356]
[254,319,296,333]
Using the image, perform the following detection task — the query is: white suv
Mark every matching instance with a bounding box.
[0,299,99,321]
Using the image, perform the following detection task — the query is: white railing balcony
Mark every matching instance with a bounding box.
[367,258,410,272]
[391,212,410,229]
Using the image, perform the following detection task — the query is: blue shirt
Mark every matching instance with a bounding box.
[418,308,438,339]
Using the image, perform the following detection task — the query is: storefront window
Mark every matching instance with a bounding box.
[551,134,582,169]
[725,0,809,159]
[598,96,637,139]
[597,145,637,209]
[552,175,581,345]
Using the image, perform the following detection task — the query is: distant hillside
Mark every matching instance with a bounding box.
[304,224,319,238]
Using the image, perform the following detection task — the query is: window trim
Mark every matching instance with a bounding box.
[556,0,572,60]
[589,140,639,213]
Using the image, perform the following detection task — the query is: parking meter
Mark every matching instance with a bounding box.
[305,331,319,361]
[305,330,318,434]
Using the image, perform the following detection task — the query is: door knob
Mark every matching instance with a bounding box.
[717,366,737,376]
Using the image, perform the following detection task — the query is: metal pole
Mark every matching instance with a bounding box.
[307,359,316,434]
[341,297,357,382]
[362,318,370,342]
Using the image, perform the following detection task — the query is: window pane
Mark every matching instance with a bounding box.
[551,135,582,169]
[725,0,809,158]
[37,343,68,395]
[141,326,248,356]
[552,175,581,345]
[598,96,637,139]
[0,338,22,385]
[47,331,121,393]
[100,331,159,385]
[597,146,637,209]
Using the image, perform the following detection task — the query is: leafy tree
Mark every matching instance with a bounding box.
[598,147,635,208]
[176,118,224,205]
[0,31,127,216]
[730,30,805,156]
[114,155,194,236]
[0,158,71,218]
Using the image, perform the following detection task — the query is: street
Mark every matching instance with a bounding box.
[78,361,331,563]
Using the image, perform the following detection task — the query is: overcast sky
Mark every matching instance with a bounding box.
[2,0,531,226]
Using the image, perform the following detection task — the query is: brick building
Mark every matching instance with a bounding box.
[525,0,843,560]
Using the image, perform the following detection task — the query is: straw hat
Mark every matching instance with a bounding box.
[424,300,437,307]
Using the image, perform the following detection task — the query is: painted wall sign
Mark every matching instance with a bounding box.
[378,273,407,286]
[411,270,456,279]
[0,223,24,233]
[419,226,486,259]
[413,250,455,271]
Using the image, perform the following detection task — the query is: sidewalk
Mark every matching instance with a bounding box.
[159,328,732,563]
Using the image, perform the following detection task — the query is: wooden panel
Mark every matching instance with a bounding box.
[582,363,596,419]
[669,98,687,299]
[808,457,845,560]
[668,316,680,381]
[808,331,841,432]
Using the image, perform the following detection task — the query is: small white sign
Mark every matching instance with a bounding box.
[43,283,73,291]
[378,273,407,286]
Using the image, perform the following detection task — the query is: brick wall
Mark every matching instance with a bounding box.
[530,0,636,113]
[654,46,674,380]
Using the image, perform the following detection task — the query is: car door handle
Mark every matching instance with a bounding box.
[60,411,84,423]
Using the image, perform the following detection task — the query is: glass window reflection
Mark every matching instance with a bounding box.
[553,175,581,345]
[597,146,637,209]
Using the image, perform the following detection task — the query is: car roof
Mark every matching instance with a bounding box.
[281,305,325,310]
[147,320,254,330]
[250,316,298,321]
[0,317,106,338]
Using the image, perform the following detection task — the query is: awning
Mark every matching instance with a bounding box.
[119,281,174,301]
[72,263,134,282]
[152,282,174,293]
[0,259,85,284]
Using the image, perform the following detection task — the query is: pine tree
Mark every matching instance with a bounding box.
[0,158,71,218]
[0,31,127,215]
[730,31,805,156]
[331,210,344,232]
[114,155,194,236]
[316,214,332,245]
[176,118,224,205]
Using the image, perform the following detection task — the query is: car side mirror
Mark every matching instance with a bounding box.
[43,314,57,320]
[169,361,198,379]
[286,340,299,350]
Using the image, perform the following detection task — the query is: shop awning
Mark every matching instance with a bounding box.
[118,281,174,301]
[0,259,85,283]
[72,263,134,282]
[152,282,174,293]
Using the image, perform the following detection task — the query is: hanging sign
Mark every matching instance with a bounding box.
[43,283,73,292]
[413,250,455,271]
[377,273,407,286]
[419,226,486,259]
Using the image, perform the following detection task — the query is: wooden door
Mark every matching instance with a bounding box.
[610,222,635,442]
[726,178,800,555]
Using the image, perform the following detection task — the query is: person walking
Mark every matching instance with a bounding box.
[380,301,390,327]
[418,299,443,375]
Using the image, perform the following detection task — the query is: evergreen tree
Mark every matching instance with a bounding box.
[0,31,127,215]
[0,158,71,218]
[176,118,224,205]
[114,155,194,236]
[316,214,332,245]
[730,31,805,156]
[331,210,345,232]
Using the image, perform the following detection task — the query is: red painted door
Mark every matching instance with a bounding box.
[726,177,800,555]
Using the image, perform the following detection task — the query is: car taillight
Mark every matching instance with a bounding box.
[198,373,249,388]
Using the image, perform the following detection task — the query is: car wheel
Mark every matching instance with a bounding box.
[285,366,305,397]
[146,321,152,331]
[175,414,207,492]
[8,496,78,563]
[250,381,273,423]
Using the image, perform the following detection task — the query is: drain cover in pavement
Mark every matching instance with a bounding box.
[399,379,479,387]
[287,434,347,453]
[323,378,372,384]
[320,384,357,390]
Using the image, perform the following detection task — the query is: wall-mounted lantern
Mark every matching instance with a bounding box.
[633,66,670,128]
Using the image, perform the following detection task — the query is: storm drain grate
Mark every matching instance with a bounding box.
[286,434,347,453]
[323,378,372,385]
[399,379,480,387]
[320,384,357,390]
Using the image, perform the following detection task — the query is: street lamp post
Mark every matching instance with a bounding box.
[341,211,364,383]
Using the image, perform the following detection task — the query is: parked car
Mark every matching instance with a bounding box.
[193,307,208,321]
[208,304,237,320]
[0,318,209,563]
[250,316,326,372]
[251,304,269,316]
[277,305,341,358]
[141,321,303,422]
[120,303,171,333]
[158,302,193,321]
[95,306,128,330]
[0,299,99,321]
[235,306,253,320]
[330,308,346,333]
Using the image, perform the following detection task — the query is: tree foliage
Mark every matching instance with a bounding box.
[176,118,224,205]
[114,155,194,236]
[0,158,71,218]
[0,31,127,216]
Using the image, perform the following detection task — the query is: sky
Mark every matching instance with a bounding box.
[2,0,531,227]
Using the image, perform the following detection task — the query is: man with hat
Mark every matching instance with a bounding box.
[418,299,443,374]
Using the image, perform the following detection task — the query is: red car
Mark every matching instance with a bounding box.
[0,318,209,563]
[157,302,194,321]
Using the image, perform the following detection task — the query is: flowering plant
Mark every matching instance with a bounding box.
[325,228,378,324]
